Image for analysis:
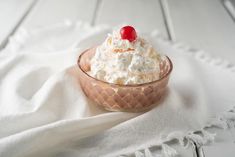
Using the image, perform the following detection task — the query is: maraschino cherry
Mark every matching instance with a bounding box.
[120,26,137,42]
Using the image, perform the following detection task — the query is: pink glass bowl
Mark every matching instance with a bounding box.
[77,47,173,112]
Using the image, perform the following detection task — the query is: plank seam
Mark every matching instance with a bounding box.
[91,0,102,26]
[159,0,176,41]
[222,0,235,22]
[0,0,39,51]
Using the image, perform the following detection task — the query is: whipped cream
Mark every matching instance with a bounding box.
[89,29,162,85]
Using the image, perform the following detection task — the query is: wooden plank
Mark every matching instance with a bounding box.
[20,0,97,29]
[95,0,168,37]
[0,0,36,49]
[204,143,235,157]
[166,0,235,64]
[164,0,235,156]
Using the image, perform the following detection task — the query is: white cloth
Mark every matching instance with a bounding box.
[0,22,235,157]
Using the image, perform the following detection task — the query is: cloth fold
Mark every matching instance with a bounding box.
[0,22,235,157]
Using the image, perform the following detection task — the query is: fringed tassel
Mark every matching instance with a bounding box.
[144,148,154,157]
[134,148,155,157]
[164,131,185,147]
[200,130,216,144]
[135,150,144,157]
[208,109,235,129]
[223,111,235,120]
[161,144,178,157]
[208,117,229,129]
[186,132,205,146]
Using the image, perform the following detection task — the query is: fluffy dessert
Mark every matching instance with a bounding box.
[89,26,162,85]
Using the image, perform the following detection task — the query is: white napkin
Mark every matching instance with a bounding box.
[0,22,235,157]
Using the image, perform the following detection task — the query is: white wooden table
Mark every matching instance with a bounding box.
[0,0,235,156]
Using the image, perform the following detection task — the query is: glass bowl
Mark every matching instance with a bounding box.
[77,47,173,112]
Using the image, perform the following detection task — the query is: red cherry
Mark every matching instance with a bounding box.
[120,26,137,42]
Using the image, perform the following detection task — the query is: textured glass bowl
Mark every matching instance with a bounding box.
[77,47,173,112]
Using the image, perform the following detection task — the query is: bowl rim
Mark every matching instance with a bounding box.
[77,48,173,87]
